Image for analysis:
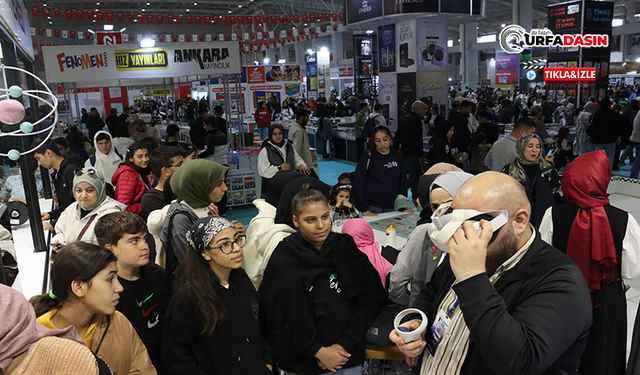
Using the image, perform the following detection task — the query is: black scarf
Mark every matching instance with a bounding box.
[274,177,330,228]
[416,173,442,225]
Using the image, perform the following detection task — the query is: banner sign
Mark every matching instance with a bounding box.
[378,24,396,73]
[43,42,241,83]
[416,18,448,72]
[2,0,33,57]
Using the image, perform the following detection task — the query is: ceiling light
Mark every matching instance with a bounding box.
[120,27,127,32]
[186,9,190,11]
[47,16,50,19]
[278,59,286,63]
[501,23,506,27]
[96,2,100,4]
[146,2,150,4]
[43,3,46,6]
[194,2,197,5]
[366,30,374,34]
[636,57,640,62]
[304,23,307,26]
[448,78,452,81]
[612,18,623,27]
[320,47,328,53]
[104,24,114,30]
[239,4,242,7]
[263,57,270,64]
[92,20,96,22]
[140,38,155,48]
[254,61,259,65]
[142,9,145,12]
[228,10,231,13]
[48,21,52,24]
[95,9,98,12]
[635,13,640,17]
[88,29,95,34]
[307,49,314,54]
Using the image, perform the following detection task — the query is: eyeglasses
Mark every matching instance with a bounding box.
[74,168,98,178]
[205,235,246,254]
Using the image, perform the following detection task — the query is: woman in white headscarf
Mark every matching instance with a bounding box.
[85,131,123,186]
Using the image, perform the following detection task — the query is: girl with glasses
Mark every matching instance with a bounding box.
[51,167,126,250]
[162,216,275,375]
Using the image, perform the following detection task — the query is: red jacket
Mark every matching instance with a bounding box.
[255,108,271,128]
[111,164,150,216]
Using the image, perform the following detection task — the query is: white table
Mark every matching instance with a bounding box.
[332,211,412,250]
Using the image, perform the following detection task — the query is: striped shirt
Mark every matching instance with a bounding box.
[420,226,536,375]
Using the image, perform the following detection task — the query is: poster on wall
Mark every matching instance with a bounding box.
[285,83,301,97]
[378,24,396,73]
[396,19,417,74]
[417,71,448,113]
[397,73,417,119]
[346,0,383,24]
[254,91,280,109]
[247,66,266,84]
[385,0,438,15]
[378,72,398,131]
[416,18,448,72]
[43,42,241,83]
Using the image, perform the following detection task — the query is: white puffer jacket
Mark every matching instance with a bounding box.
[52,197,126,246]
[242,199,296,290]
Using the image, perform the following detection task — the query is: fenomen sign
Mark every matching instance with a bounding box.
[43,42,241,83]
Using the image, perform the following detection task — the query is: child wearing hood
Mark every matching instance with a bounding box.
[86,131,124,187]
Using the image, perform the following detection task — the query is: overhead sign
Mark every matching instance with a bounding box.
[96,32,123,45]
[0,0,33,57]
[43,42,241,83]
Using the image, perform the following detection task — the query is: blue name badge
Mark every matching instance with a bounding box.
[426,310,451,357]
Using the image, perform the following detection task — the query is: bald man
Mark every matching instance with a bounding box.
[390,172,592,375]
[394,101,428,199]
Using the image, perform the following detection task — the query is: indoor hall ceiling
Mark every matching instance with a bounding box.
[25,0,640,41]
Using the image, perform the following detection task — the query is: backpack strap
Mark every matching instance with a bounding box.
[365,150,372,173]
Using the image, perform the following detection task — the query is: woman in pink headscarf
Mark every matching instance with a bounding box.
[342,218,393,287]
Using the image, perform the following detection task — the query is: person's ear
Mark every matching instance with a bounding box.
[416,198,422,211]
[71,280,87,298]
[292,215,300,228]
[512,209,529,235]
[104,243,118,256]
[201,251,212,262]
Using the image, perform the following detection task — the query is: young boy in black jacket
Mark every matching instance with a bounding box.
[33,138,84,221]
[95,211,169,375]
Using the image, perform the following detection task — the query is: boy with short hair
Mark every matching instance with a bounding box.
[95,211,168,375]
[141,146,183,218]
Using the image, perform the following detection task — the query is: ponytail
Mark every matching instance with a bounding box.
[291,184,329,217]
[30,242,117,317]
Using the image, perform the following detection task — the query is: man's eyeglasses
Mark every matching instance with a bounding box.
[205,235,246,254]
[74,168,98,178]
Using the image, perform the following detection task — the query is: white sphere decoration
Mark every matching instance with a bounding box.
[7,149,20,161]
[8,85,22,98]
[0,64,58,160]
[20,121,33,133]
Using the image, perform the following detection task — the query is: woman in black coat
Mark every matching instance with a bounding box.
[427,120,467,168]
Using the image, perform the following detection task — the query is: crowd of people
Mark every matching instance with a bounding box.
[2,82,640,375]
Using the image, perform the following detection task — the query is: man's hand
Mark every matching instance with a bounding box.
[281,163,291,171]
[231,220,245,235]
[448,220,491,281]
[299,165,312,175]
[41,212,50,221]
[42,222,54,231]
[315,345,351,372]
[363,210,378,217]
[389,319,427,366]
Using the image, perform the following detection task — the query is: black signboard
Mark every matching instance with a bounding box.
[584,1,614,30]
[346,0,383,24]
[384,0,438,16]
[441,0,470,14]
[548,1,582,34]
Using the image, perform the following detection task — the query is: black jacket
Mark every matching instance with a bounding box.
[588,107,624,144]
[448,111,472,152]
[189,118,207,150]
[162,269,275,375]
[105,115,122,135]
[412,231,592,375]
[199,129,228,159]
[427,136,461,167]
[260,232,381,374]
[394,112,424,158]
[49,155,84,220]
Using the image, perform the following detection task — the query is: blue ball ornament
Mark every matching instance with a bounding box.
[20,121,33,133]
[8,85,22,98]
[7,149,20,161]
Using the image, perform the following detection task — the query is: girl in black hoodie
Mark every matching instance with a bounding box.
[427,120,467,168]
[162,216,275,375]
[260,186,381,375]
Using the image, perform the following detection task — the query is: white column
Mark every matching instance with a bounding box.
[460,22,478,89]
[512,0,533,31]
[331,31,344,65]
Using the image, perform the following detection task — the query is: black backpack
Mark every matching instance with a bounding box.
[364,116,378,139]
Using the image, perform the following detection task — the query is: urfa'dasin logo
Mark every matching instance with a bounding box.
[499,25,608,54]
[57,52,108,72]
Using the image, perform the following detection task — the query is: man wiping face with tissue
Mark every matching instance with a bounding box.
[389,171,593,375]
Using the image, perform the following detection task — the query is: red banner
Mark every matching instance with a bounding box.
[97,12,104,22]
[294,15,300,23]
[54,29,60,37]
[255,15,261,24]
[117,12,124,22]
[230,16,236,24]
[177,14,183,24]
[168,14,174,23]
[186,34,192,42]
[339,13,344,21]
[129,33,135,41]
[325,13,331,21]
[186,15,193,24]
[310,14,316,22]
[37,28,43,36]
[213,15,219,24]
[145,14,152,23]
[31,6,39,17]
[199,34,205,42]
[156,14,163,24]
[158,34,164,42]
[128,13,134,22]
[106,12,113,22]
[172,34,178,42]
[318,13,324,22]
[85,32,92,40]
[262,15,268,23]
[285,15,292,23]
[332,13,338,21]
[76,10,83,19]
[270,15,277,24]
[65,9,73,19]
[279,15,285,23]
[238,15,244,24]
[195,15,201,24]
[87,10,93,19]
[204,15,211,24]
[225,34,231,41]
[136,14,143,23]
[42,7,50,17]
[212,34,218,41]
[221,15,227,24]
[70,31,76,39]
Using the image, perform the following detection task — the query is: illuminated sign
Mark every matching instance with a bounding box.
[114,48,169,71]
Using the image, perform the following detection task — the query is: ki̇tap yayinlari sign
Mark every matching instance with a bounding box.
[499,25,609,54]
